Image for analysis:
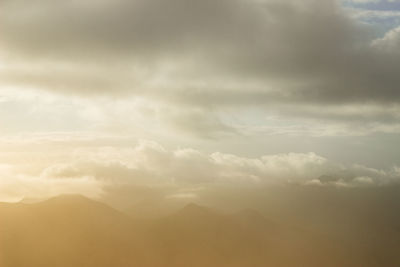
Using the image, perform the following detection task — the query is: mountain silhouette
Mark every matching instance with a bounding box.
[0,195,150,267]
[1,195,398,267]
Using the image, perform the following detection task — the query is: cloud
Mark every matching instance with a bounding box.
[372,26,400,51]
[0,0,398,102]
[2,0,400,138]
[1,138,400,202]
[2,0,400,212]
[38,140,400,187]
[161,108,238,139]
[0,164,102,202]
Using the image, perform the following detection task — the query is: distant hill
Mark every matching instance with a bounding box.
[0,195,149,267]
[1,194,400,267]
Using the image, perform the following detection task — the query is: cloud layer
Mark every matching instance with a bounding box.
[1,138,399,202]
[1,0,400,137]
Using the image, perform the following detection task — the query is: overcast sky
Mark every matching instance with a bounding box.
[1,0,400,202]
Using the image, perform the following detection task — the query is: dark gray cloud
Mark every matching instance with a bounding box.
[1,0,400,128]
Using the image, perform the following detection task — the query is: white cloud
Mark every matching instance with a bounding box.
[1,138,399,202]
[372,26,400,52]
[0,166,102,202]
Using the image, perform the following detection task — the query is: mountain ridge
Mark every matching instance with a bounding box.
[1,195,397,267]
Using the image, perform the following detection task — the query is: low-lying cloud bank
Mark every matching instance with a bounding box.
[1,140,399,202]
[41,140,400,186]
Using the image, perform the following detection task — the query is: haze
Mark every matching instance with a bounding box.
[1,0,400,266]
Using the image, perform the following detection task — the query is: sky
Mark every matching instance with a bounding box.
[1,0,400,203]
